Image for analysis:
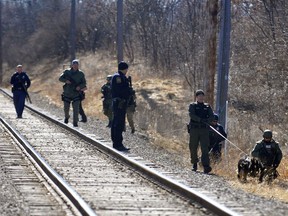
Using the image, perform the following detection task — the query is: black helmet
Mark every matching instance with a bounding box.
[213,114,219,121]
[118,61,129,70]
[263,130,272,139]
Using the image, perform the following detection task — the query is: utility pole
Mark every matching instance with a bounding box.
[216,0,231,130]
[70,0,76,62]
[205,0,218,107]
[117,0,124,62]
[0,1,2,85]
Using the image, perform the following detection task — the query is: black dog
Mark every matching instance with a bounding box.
[237,156,262,183]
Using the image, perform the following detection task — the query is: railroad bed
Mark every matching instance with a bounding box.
[0,92,226,215]
[1,89,287,216]
[0,122,76,216]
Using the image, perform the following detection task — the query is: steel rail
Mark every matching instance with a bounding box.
[0,88,239,216]
[0,113,97,216]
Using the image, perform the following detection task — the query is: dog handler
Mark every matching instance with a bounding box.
[251,129,282,182]
[188,89,214,173]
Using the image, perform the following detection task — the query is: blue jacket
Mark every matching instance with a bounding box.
[10,72,31,91]
[111,71,130,100]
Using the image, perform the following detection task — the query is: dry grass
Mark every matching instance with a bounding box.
[3,52,287,203]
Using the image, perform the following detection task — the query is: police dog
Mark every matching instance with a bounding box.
[237,156,262,183]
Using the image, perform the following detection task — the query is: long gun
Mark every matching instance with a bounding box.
[66,74,85,100]
[128,76,132,87]
[21,82,32,103]
[127,76,136,107]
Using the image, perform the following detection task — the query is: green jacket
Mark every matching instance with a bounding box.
[59,69,86,99]
[189,102,214,127]
[101,83,112,110]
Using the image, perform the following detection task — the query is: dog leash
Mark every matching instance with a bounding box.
[207,123,248,156]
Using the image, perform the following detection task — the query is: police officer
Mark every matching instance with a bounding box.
[101,75,113,127]
[10,65,31,118]
[251,130,282,182]
[209,114,227,163]
[59,59,87,127]
[126,76,136,133]
[111,61,131,151]
[188,89,214,173]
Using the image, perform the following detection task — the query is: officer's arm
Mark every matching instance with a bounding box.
[251,144,261,158]
[78,73,87,90]
[220,126,227,138]
[101,85,105,94]
[189,104,201,122]
[25,74,31,88]
[10,74,15,85]
[207,105,214,123]
[274,144,283,166]
[59,71,67,83]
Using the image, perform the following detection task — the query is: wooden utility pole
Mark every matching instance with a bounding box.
[216,0,231,130]
[117,0,124,62]
[205,0,218,107]
[70,0,76,62]
[0,1,2,85]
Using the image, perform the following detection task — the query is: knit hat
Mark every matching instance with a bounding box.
[195,89,205,96]
[72,59,79,65]
[118,61,129,70]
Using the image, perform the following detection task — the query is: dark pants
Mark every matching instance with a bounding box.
[189,127,210,168]
[79,101,87,121]
[13,90,26,117]
[64,100,80,125]
[111,103,126,148]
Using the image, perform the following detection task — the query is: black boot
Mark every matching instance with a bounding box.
[192,163,197,171]
[80,115,87,123]
[204,166,212,174]
[107,121,112,128]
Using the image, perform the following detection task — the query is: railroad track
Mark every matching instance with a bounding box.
[0,89,241,215]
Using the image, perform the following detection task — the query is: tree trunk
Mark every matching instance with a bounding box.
[205,0,218,108]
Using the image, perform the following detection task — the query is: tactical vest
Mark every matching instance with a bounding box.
[259,141,277,165]
[190,102,210,122]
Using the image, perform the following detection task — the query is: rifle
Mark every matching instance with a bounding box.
[66,73,86,100]
[128,76,132,87]
[21,82,32,104]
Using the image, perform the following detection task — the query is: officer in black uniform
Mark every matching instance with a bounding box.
[188,89,214,173]
[111,61,131,151]
[209,114,227,163]
[251,130,282,182]
[10,65,31,118]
